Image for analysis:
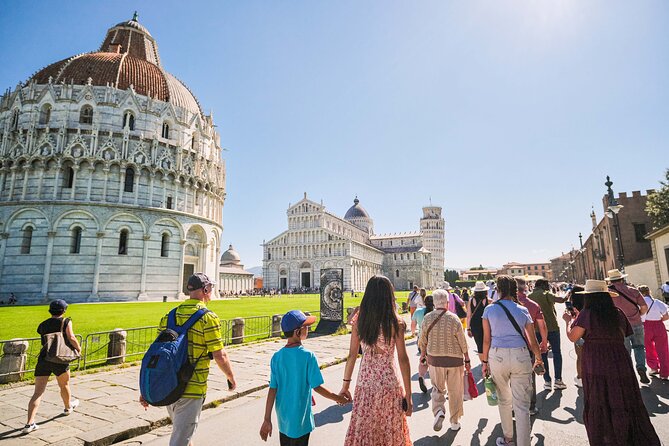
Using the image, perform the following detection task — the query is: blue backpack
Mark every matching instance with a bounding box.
[140,308,209,406]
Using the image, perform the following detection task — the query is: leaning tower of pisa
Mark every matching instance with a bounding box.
[420,206,445,287]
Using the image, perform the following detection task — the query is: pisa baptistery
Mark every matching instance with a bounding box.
[0,15,225,303]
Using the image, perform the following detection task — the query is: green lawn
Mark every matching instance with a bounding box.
[0,291,411,341]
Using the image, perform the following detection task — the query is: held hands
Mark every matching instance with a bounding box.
[338,388,353,405]
[334,393,351,406]
[259,419,272,441]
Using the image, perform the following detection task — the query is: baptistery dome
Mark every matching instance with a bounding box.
[0,14,226,303]
[344,197,373,235]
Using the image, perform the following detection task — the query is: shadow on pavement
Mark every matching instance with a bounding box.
[413,428,459,445]
[314,402,352,427]
[563,386,584,424]
[411,391,431,413]
[641,379,669,417]
[0,413,64,440]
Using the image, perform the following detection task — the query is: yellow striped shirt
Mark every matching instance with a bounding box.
[159,299,225,398]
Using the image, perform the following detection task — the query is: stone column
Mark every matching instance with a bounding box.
[69,165,78,200]
[52,163,61,200]
[118,168,126,203]
[106,329,127,365]
[86,166,95,201]
[102,167,110,202]
[133,170,140,206]
[271,314,282,337]
[88,231,104,302]
[0,339,29,384]
[231,318,245,344]
[0,169,6,201]
[20,167,30,201]
[148,172,155,207]
[36,167,45,199]
[0,232,8,285]
[138,234,151,300]
[183,182,189,213]
[41,231,56,300]
[7,166,17,200]
[176,239,186,299]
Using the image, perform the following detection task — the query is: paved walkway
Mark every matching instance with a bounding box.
[0,333,353,446]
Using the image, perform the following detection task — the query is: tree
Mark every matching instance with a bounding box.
[444,269,460,283]
[646,168,669,230]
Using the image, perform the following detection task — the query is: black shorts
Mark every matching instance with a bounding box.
[280,432,310,446]
[34,359,69,377]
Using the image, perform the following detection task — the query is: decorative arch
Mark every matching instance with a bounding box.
[6,207,50,232]
[53,209,100,232]
[103,212,147,234]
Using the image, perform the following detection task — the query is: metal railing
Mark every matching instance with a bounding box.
[1,309,326,381]
[0,334,83,380]
[82,326,159,369]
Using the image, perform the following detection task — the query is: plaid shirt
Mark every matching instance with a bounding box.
[159,299,224,398]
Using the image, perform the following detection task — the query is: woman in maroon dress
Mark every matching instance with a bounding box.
[563,280,660,446]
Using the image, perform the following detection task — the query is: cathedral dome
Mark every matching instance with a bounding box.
[29,14,202,116]
[220,245,241,265]
[344,197,370,220]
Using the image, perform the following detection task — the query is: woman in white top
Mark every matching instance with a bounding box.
[640,285,669,380]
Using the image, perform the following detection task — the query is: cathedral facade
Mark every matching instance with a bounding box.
[263,194,445,291]
[0,16,225,303]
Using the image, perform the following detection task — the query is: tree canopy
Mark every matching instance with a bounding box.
[646,168,669,230]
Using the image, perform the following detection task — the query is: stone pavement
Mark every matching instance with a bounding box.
[0,333,353,446]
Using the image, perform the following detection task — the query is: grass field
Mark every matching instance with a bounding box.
[0,291,411,341]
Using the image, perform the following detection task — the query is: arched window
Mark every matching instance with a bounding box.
[39,104,51,125]
[124,167,135,192]
[63,166,74,189]
[118,229,129,255]
[267,252,271,260]
[21,227,33,254]
[70,227,82,254]
[161,233,169,257]
[395,269,400,278]
[166,195,173,209]
[122,111,135,130]
[161,122,170,138]
[79,105,93,124]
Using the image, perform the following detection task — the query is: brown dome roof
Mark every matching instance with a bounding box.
[28,15,202,115]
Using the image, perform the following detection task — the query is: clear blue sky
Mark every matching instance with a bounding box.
[2,1,667,270]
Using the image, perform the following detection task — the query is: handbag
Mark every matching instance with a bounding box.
[44,318,80,364]
[463,370,472,401]
[467,370,479,398]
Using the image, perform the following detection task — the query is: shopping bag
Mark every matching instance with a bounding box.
[463,371,472,401]
[484,376,498,406]
[467,371,479,398]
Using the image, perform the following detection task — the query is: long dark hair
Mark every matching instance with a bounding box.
[424,295,434,315]
[473,290,487,301]
[357,275,400,345]
[496,275,517,300]
[583,292,620,336]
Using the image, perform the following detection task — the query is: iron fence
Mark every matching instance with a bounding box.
[0,309,326,381]
[82,326,158,369]
[0,334,83,380]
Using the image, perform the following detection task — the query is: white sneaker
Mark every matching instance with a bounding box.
[63,398,80,415]
[433,410,445,431]
[554,380,567,390]
[543,381,552,390]
[574,377,583,387]
[22,423,38,434]
[449,422,461,431]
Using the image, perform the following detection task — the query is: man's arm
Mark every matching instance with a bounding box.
[259,388,276,441]
[212,348,236,390]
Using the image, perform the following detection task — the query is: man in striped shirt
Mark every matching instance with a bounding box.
[149,273,237,446]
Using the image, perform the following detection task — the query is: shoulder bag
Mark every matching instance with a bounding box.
[44,318,80,364]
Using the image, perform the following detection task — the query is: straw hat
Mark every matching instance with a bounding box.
[473,281,489,292]
[605,269,627,281]
[575,279,619,296]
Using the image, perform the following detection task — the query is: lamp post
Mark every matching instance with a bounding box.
[578,232,587,281]
[569,249,575,283]
[605,175,625,271]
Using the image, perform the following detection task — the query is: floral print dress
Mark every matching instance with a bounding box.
[344,317,411,446]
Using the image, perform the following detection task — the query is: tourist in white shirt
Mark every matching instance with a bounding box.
[662,281,669,301]
[640,285,669,380]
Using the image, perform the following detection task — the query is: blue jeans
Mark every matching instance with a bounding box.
[624,324,646,372]
[537,330,562,382]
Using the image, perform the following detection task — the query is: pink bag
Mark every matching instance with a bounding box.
[463,371,472,401]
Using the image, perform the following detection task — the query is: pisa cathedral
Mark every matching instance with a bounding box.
[263,194,445,291]
[0,15,225,303]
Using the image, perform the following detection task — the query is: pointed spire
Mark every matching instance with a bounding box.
[132,11,139,22]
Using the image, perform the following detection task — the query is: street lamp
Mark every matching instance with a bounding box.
[605,175,625,271]
[578,232,588,281]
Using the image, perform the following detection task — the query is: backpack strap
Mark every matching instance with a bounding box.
[494,301,530,350]
[168,308,210,336]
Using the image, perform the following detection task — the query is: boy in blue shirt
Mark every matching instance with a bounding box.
[260,310,349,445]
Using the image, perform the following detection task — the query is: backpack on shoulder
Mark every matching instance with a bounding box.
[44,318,80,364]
[140,308,209,406]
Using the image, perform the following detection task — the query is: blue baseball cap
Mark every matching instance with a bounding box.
[281,310,317,332]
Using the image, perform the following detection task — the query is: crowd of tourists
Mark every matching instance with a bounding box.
[21,270,665,445]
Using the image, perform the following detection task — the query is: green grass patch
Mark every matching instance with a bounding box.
[0,291,411,340]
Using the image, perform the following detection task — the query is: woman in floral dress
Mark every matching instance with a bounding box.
[340,275,412,446]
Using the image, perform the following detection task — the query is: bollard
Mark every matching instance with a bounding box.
[107,329,127,365]
[272,314,283,337]
[0,339,29,384]
[232,318,245,345]
[401,302,408,313]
